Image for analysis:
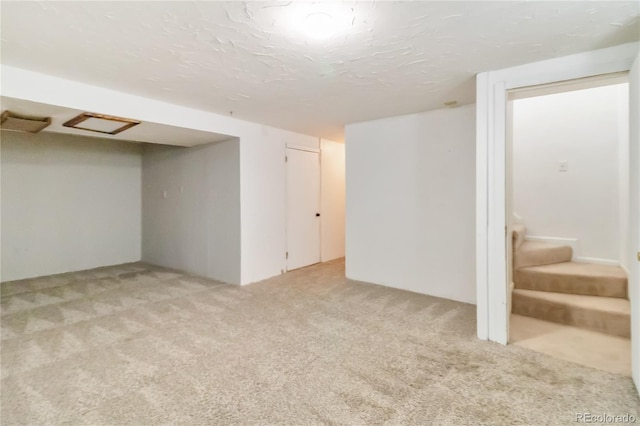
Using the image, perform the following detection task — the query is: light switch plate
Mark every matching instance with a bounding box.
[558,160,568,172]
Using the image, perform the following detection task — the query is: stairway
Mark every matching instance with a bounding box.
[511,224,630,338]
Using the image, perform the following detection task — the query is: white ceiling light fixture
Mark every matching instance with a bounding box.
[288,3,354,41]
[305,12,336,39]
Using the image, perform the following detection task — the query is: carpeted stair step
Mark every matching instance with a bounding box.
[514,241,572,269]
[512,224,526,251]
[514,262,627,298]
[512,289,630,338]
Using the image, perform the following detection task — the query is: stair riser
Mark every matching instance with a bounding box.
[514,271,628,298]
[512,293,630,338]
[514,246,573,269]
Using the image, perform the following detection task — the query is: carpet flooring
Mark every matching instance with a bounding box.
[1,259,638,425]
[510,314,632,377]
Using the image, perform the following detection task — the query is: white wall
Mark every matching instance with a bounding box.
[1,131,141,281]
[321,139,346,262]
[513,84,627,262]
[144,129,343,286]
[2,66,346,286]
[142,139,241,284]
[345,104,476,304]
[239,128,319,284]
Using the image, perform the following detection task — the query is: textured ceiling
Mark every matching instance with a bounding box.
[1,1,639,141]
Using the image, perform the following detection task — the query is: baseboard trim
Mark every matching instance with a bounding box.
[574,256,619,266]
[620,264,630,275]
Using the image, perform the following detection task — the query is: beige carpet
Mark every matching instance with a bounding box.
[514,262,628,298]
[1,260,639,425]
[512,288,631,338]
[510,314,632,377]
[514,240,573,270]
[511,224,630,339]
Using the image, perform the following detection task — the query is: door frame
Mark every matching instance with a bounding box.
[475,42,639,346]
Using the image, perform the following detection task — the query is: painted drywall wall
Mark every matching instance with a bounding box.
[513,84,627,262]
[143,128,340,286]
[1,131,141,281]
[239,128,319,285]
[345,104,476,304]
[321,139,345,262]
[142,139,241,284]
[2,66,343,286]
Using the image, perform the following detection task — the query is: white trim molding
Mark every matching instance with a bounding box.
[286,144,320,153]
[621,264,630,276]
[475,41,639,345]
[573,257,620,267]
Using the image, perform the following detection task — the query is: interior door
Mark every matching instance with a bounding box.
[628,54,639,392]
[286,148,320,271]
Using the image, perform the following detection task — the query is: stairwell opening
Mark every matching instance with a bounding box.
[506,73,632,376]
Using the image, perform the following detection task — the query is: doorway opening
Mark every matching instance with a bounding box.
[286,147,321,271]
[506,73,632,375]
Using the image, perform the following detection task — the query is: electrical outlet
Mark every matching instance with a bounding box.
[558,160,568,172]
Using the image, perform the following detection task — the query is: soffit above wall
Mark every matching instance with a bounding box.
[0,97,232,147]
[1,1,638,141]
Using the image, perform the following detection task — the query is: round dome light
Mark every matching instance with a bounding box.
[304,12,336,39]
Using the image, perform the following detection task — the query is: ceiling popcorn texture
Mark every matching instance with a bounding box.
[1,1,639,140]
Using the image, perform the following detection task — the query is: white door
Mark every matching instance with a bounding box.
[286,148,320,271]
[628,54,639,391]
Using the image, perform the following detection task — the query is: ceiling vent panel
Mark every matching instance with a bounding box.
[1,110,52,133]
[63,112,140,135]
